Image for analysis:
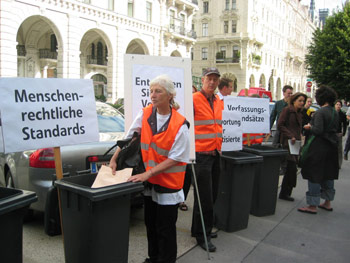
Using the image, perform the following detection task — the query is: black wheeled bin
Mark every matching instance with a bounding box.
[55,173,144,263]
[0,187,38,263]
[243,145,288,216]
[214,151,263,232]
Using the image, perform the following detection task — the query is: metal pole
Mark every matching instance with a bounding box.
[191,161,211,260]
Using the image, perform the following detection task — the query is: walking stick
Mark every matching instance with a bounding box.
[190,161,211,260]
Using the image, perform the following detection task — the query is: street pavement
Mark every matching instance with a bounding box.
[23,154,350,263]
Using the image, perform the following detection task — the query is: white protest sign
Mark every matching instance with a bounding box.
[124,54,195,161]
[222,110,243,151]
[0,78,99,153]
[0,112,4,152]
[224,96,270,133]
[132,64,185,120]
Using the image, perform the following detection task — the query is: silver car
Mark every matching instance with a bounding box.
[0,101,124,215]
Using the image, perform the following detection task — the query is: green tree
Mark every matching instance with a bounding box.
[305,4,350,99]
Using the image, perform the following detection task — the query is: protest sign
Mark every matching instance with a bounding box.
[131,64,185,120]
[124,54,195,161]
[224,96,270,133]
[222,110,243,151]
[0,78,99,153]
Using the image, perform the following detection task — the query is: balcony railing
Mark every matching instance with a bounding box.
[168,25,197,39]
[17,45,26,56]
[87,55,107,66]
[216,57,240,63]
[39,49,57,59]
[253,59,261,65]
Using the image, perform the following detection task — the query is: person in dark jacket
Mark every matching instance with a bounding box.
[298,85,339,214]
[270,85,293,146]
[277,92,307,201]
[335,100,347,168]
[301,97,313,142]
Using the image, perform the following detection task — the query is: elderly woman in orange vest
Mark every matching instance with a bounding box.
[109,75,190,263]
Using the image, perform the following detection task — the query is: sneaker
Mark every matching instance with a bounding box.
[344,154,348,161]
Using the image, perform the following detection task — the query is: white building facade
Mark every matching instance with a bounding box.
[0,0,198,102]
[191,0,316,100]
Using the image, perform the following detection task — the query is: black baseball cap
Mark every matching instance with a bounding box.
[202,67,220,77]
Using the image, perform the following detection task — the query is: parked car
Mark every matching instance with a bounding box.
[0,101,125,233]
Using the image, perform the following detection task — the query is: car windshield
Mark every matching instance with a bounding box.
[96,101,125,133]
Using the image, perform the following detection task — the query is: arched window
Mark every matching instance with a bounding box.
[91,43,95,59]
[50,34,57,52]
[97,42,103,65]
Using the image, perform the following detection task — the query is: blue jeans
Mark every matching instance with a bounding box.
[306,180,335,206]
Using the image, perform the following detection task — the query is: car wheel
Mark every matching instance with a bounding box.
[5,170,14,188]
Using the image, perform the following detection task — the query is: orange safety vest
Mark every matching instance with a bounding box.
[242,133,265,145]
[193,92,223,152]
[140,105,187,190]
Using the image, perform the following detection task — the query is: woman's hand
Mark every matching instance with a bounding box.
[303,123,311,130]
[127,170,152,183]
[109,147,121,175]
[291,137,296,145]
[109,161,117,175]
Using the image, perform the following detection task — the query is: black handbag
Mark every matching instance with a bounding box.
[104,132,145,175]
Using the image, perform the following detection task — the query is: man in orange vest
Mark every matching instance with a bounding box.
[191,67,223,252]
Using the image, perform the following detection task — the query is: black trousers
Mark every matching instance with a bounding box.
[344,127,350,155]
[144,196,179,263]
[280,160,297,196]
[183,164,193,200]
[191,153,221,243]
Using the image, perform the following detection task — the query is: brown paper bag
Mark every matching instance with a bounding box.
[91,165,132,188]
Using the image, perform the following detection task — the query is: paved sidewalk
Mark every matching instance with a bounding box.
[22,155,350,263]
[177,160,350,263]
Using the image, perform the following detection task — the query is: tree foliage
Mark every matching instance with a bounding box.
[305,4,350,99]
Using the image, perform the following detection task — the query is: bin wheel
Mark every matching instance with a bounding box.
[5,170,14,188]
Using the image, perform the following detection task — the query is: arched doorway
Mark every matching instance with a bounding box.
[170,50,182,57]
[249,74,255,87]
[126,39,149,54]
[259,74,266,88]
[16,16,62,78]
[92,74,107,100]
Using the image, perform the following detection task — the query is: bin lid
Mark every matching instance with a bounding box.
[221,151,263,164]
[55,173,144,202]
[243,145,288,157]
[0,187,38,215]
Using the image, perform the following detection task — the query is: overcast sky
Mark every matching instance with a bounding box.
[300,0,345,12]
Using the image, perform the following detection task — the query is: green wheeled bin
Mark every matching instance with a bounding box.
[55,173,144,263]
[214,151,263,232]
[243,145,288,216]
[0,187,38,263]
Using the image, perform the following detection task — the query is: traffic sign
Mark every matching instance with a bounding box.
[306,81,312,88]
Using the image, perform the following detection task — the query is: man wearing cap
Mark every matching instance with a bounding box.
[191,67,223,252]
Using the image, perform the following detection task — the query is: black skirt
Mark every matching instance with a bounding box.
[301,136,339,183]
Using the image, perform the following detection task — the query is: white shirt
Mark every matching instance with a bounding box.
[217,90,224,100]
[124,109,190,205]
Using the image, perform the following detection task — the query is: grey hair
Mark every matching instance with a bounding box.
[149,74,180,110]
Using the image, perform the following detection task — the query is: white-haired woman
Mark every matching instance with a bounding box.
[110,74,190,263]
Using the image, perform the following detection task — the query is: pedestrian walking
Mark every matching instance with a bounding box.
[335,100,347,168]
